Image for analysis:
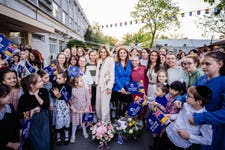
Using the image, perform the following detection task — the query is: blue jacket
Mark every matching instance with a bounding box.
[113,60,132,92]
[176,75,225,149]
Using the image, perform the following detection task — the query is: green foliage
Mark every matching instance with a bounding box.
[67,39,87,49]
[197,13,225,38]
[130,0,180,47]
[204,0,225,15]
[84,22,118,48]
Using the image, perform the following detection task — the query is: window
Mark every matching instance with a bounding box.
[69,17,73,28]
[49,38,57,54]
[59,40,66,52]
[62,11,66,24]
[53,2,59,19]
[32,33,45,41]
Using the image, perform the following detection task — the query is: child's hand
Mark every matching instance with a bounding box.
[72,108,77,113]
[189,116,196,126]
[33,106,40,113]
[49,106,54,111]
[52,88,61,98]
[33,89,39,96]
[6,142,20,150]
[165,114,171,120]
[150,101,158,106]
[177,129,190,140]
[174,100,182,108]
[85,107,89,113]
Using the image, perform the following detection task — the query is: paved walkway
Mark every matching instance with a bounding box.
[54,128,153,150]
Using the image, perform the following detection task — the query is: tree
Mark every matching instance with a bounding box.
[204,0,225,15]
[131,0,180,47]
[197,13,225,38]
[83,22,118,48]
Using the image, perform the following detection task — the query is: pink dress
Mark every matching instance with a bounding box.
[70,87,91,125]
[9,88,20,110]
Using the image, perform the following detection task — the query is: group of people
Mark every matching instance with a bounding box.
[0,44,225,150]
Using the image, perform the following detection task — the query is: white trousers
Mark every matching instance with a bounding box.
[95,86,111,122]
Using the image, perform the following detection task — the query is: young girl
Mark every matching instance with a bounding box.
[78,56,93,96]
[55,52,68,73]
[140,48,149,67]
[86,50,97,111]
[70,76,91,143]
[0,69,20,110]
[17,74,50,150]
[175,51,225,149]
[156,70,168,85]
[150,83,169,110]
[37,70,53,111]
[17,50,28,78]
[10,54,20,71]
[0,85,20,150]
[51,71,71,145]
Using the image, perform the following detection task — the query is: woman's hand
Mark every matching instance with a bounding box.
[106,88,112,94]
[120,88,127,94]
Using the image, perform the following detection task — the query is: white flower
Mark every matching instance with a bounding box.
[129,129,133,134]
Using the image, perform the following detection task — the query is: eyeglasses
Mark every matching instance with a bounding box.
[182,62,193,66]
[186,95,195,99]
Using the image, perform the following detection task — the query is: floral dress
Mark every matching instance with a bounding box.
[70,87,91,126]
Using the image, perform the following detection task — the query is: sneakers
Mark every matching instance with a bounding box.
[70,136,76,143]
[83,131,89,138]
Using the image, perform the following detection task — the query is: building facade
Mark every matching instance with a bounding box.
[0,0,90,63]
[154,39,219,54]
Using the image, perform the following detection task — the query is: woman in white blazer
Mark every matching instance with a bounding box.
[95,46,115,122]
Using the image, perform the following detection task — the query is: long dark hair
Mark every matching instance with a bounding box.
[146,50,161,73]
[204,51,225,76]
[0,69,20,89]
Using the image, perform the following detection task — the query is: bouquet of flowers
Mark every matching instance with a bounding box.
[114,117,143,144]
[90,121,115,149]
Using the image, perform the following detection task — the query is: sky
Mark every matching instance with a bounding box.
[79,0,214,40]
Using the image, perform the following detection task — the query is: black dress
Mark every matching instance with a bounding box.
[17,88,50,150]
[0,104,20,150]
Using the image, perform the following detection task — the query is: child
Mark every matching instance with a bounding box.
[0,69,21,110]
[162,81,186,114]
[51,71,71,145]
[17,74,50,150]
[86,50,97,111]
[37,69,53,110]
[174,51,225,149]
[70,76,91,143]
[159,86,212,149]
[78,56,93,94]
[156,70,168,85]
[150,83,169,110]
[0,85,20,150]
